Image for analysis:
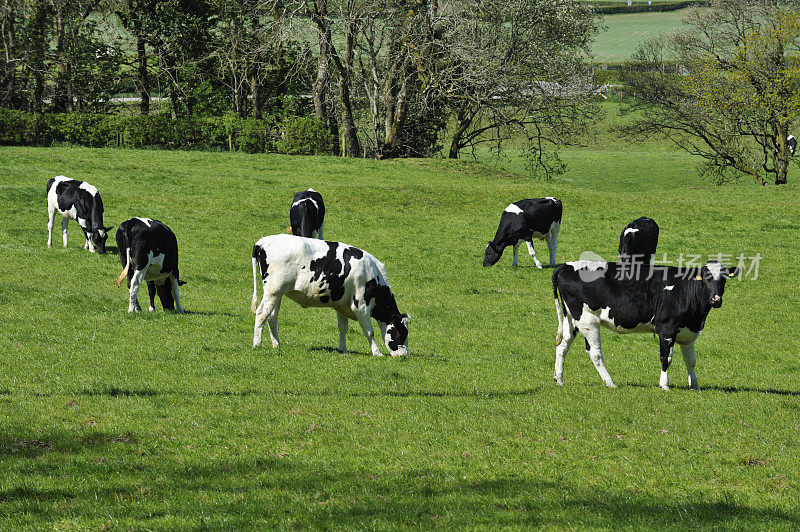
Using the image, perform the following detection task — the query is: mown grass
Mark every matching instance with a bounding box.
[593,9,689,62]
[1,113,799,529]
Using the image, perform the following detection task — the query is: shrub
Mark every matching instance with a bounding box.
[276,115,334,155]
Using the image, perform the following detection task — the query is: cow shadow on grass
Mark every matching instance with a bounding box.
[624,382,800,396]
[309,345,441,360]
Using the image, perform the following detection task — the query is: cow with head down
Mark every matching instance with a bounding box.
[46,176,113,253]
[251,234,410,356]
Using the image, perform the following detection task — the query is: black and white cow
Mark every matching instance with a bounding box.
[552,260,739,390]
[483,198,562,268]
[618,216,659,262]
[46,175,113,253]
[290,188,325,239]
[251,234,410,356]
[114,218,185,313]
[788,134,797,157]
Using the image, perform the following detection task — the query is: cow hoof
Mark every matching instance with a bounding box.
[535,263,543,269]
[660,385,670,391]
[148,306,155,312]
[606,381,618,389]
[554,376,564,386]
[271,341,280,348]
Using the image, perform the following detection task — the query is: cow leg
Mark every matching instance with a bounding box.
[170,274,185,314]
[554,320,576,385]
[61,217,69,247]
[47,208,55,248]
[128,269,146,313]
[82,228,95,252]
[579,322,616,388]
[356,314,382,356]
[512,242,520,267]
[253,292,280,348]
[525,240,544,269]
[337,311,349,353]
[658,334,675,391]
[318,221,324,240]
[680,342,700,390]
[546,223,559,267]
[146,281,157,311]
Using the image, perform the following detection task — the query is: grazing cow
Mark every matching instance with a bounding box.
[46,175,112,253]
[290,188,325,239]
[788,134,797,157]
[114,218,185,313]
[618,217,659,263]
[552,260,739,390]
[251,234,410,356]
[483,198,562,268]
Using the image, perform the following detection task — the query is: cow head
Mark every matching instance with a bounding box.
[699,261,740,308]
[90,225,113,254]
[384,314,410,357]
[483,241,501,267]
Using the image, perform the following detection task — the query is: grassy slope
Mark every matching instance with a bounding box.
[592,10,688,62]
[1,129,799,529]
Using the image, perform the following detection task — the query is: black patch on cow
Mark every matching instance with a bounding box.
[618,217,659,262]
[290,189,325,238]
[309,242,364,302]
[253,244,269,281]
[484,198,562,266]
[352,296,359,308]
[320,295,330,303]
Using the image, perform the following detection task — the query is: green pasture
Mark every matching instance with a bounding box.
[1,117,799,529]
[592,9,689,62]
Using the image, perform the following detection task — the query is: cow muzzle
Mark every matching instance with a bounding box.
[711,295,722,308]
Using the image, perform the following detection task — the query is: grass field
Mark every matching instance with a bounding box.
[1,115,800,529]
[592,9,689,62]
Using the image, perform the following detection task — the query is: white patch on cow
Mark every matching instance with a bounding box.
[307,187,316,192]
[291,197,319,210]
[546,196,555,200]
[706,262,723,280]
[78,181,98,196]
[567,260,606,271]
[623,227,639,236]
[135,217,153,227]
[504,203,523,215]
[664,285,674,291]
[143,251,166,281]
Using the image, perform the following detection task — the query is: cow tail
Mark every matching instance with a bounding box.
[553,267,565,346]
[251,251,260,315]
[115,246,130,288]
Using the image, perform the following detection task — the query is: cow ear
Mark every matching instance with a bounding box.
[104,225,114,231]
[727,267,740,278]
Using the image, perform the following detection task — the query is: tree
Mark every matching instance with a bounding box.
[621,0,800,185]
[439,0,597,178]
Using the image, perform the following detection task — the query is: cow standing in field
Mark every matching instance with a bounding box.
[251,234,410,356]
[552,260,739,390]
[483,198,562,268]
[618,216,659,263]
[114,218,185,313]
[788,135,797,157]
[290,188,325,239]
[46,175,113,253]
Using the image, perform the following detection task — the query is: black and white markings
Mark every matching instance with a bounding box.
[618,217,659,263]
[114,218,184,314]
[483,198,562,268]
[552,260,739,390]
[46,175,112,253]
[251,234,409,356]
[290,188,325,239]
